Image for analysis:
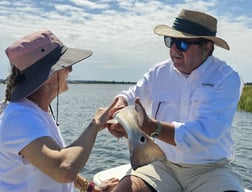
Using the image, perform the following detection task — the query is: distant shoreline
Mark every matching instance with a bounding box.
[0,79,136,85]
[1,79,251,85]
[67,80,136,84]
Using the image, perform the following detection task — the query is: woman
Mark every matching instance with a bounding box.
[0,30,119,192]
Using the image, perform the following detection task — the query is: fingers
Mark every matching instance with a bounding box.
[94,98,120,130]
[98,177,120,192]
[133,97,151,133]
[109,98,126,117]
[135,96,140,103]
[134,97,143,107]
[106,97,119,113]
[104,97,126,121]
[134,97,146,115]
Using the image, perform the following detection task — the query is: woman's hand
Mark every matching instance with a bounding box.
[93,98,119,131]
[75,175,119,192]
[108,97,154,137]
[93,177,119,192]
[107,96,128,138]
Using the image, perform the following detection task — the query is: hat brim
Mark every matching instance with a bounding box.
[154,24,230,50]
[49,48,92,75]
[10,48,92,101]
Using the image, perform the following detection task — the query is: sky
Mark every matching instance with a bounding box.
[0,0,251,82]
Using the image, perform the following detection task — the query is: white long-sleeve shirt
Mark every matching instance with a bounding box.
[118,56,243,164]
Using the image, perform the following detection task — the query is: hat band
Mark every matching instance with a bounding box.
[172,18,216,36]
[22,46,67,78]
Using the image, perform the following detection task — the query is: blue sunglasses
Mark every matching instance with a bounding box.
[164,37,203,51]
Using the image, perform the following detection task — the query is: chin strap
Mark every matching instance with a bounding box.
[49,73,60,126]
[49,103,59,126]
[56,72,59,125]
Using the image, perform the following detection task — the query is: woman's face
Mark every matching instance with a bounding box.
[58,66,72,93]
[59,66,72,93]
[48,66,72,95]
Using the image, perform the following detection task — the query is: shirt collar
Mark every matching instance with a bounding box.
[188,56,214,81]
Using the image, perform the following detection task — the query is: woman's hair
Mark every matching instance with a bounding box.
[4,65,24,103]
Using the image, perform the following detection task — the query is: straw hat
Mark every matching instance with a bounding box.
[5,30,93,101]
[154,9,229,50]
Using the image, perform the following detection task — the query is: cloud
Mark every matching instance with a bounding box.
[0,0,251,82]
[69,0,110,9]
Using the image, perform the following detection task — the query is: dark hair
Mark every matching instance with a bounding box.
[4,66,24,102]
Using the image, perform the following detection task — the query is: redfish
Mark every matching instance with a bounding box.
[107,103,166,170]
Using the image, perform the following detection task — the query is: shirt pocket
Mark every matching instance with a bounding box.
[191,85,215,103]
[189,85,215,118]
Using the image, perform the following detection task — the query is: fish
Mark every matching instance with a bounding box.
[107,103,167,170]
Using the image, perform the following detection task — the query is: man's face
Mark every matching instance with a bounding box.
[169,38,211,74]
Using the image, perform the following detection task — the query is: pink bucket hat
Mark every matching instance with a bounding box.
[5,30,92,101]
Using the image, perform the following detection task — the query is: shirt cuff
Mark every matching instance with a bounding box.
[172,121,185,147]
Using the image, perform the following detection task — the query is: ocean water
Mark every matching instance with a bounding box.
[0,83,251,189]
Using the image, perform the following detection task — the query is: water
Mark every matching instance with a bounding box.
[0,84,251,189]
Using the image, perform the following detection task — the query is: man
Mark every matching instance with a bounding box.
[108,9,244,192]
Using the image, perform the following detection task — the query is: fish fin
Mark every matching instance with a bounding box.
[129,137,167,170]
[107,119,119,124]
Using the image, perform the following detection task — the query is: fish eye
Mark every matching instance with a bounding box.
[140,135,146,143]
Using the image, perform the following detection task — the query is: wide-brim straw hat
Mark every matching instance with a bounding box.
[154,9,230,50]
[5,30,93,101]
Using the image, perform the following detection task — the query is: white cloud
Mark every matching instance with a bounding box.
[69,0,110,9]
[0,0,251,82]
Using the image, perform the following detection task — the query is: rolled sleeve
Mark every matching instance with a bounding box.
[172,121,185,148]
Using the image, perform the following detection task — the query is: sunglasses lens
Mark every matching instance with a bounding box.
[164,37,172,48]
[164,37,189,51]
[178,41,188,51]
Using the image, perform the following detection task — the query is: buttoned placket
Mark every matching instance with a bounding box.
[179,72,198,122]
